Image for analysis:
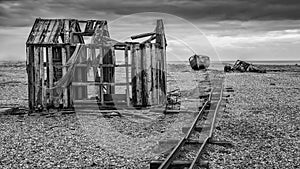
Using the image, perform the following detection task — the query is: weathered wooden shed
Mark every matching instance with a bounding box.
[26,18,167,111]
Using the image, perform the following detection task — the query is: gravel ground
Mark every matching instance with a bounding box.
[2,61,299,168]
[0,112,134,169]
[0,62,27,108]
[209,71,300,168]
[0,62,208,168]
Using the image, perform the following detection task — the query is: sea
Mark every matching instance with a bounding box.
[168,60,300,71]
[168,60,300,65]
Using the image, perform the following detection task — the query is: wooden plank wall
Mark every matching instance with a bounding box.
[26,46,35,110]
[131,42,166,107]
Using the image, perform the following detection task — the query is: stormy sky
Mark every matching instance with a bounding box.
[0,0,299,61]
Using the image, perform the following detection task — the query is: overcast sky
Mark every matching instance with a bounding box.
[0,0,299,61]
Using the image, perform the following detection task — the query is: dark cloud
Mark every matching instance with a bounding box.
[0,0,300,27]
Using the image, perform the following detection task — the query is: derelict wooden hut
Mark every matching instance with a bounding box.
[26,18,167,112]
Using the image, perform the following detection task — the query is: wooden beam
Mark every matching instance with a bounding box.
[72,82,131,86]
[136,44,142,106]
[151,43,157,105]
[141,35,156,44]
[141,44,147,106]
[34,46,41,108]
[62,47,68,107]
[25,43,71,47]
[48,20,59,43]
[34,20,50,44]
[72,32,94,36]
[99,47,104,104]
[155,45,160,104]
[48,47,54,103]
[32,20,45,44]
[145,43,152,106]
[43,20,56,43]
[26,19,39,44]
[161,42,167,104]
[40,47,45,107]
[131,32,155,40]
[64,20,72,107]
[26,45,35,110]
[110,46,116,94]
[125,46,130,107]
[155,19,167,47]
[131,44,137,106]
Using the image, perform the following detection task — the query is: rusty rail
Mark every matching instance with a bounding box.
[190,85,224,169]
[152,83,224,169]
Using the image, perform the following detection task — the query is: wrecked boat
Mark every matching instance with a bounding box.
[189,54,210,70]
[224,60,266,73]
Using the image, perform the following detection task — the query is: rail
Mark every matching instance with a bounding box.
[154,82,224,169]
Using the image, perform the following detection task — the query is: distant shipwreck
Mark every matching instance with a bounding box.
[189,54,210,70]
[224,60,266,73]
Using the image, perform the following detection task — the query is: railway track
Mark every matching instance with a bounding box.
[150,77,231,169]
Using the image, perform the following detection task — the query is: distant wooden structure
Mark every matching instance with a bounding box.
[26,18,167,111]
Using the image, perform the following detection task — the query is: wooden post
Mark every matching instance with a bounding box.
[155,19,167,105]
[48,47,54,104]
[125,45,130,106]
[161,39,167,104]
[141,44,147,106]
[111,46,115,94]
[40,48,45,107]
[145,43,152,106]
[34,46,40,108]
[150,43,157,105]
[26,45,35,110]
[62,47,68,107]
[99,47,104,104]
[131,44,137,106]
[136,44,143,106]
[155,45,160,104]
[64,20,70,44]
[64,20,72,107]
